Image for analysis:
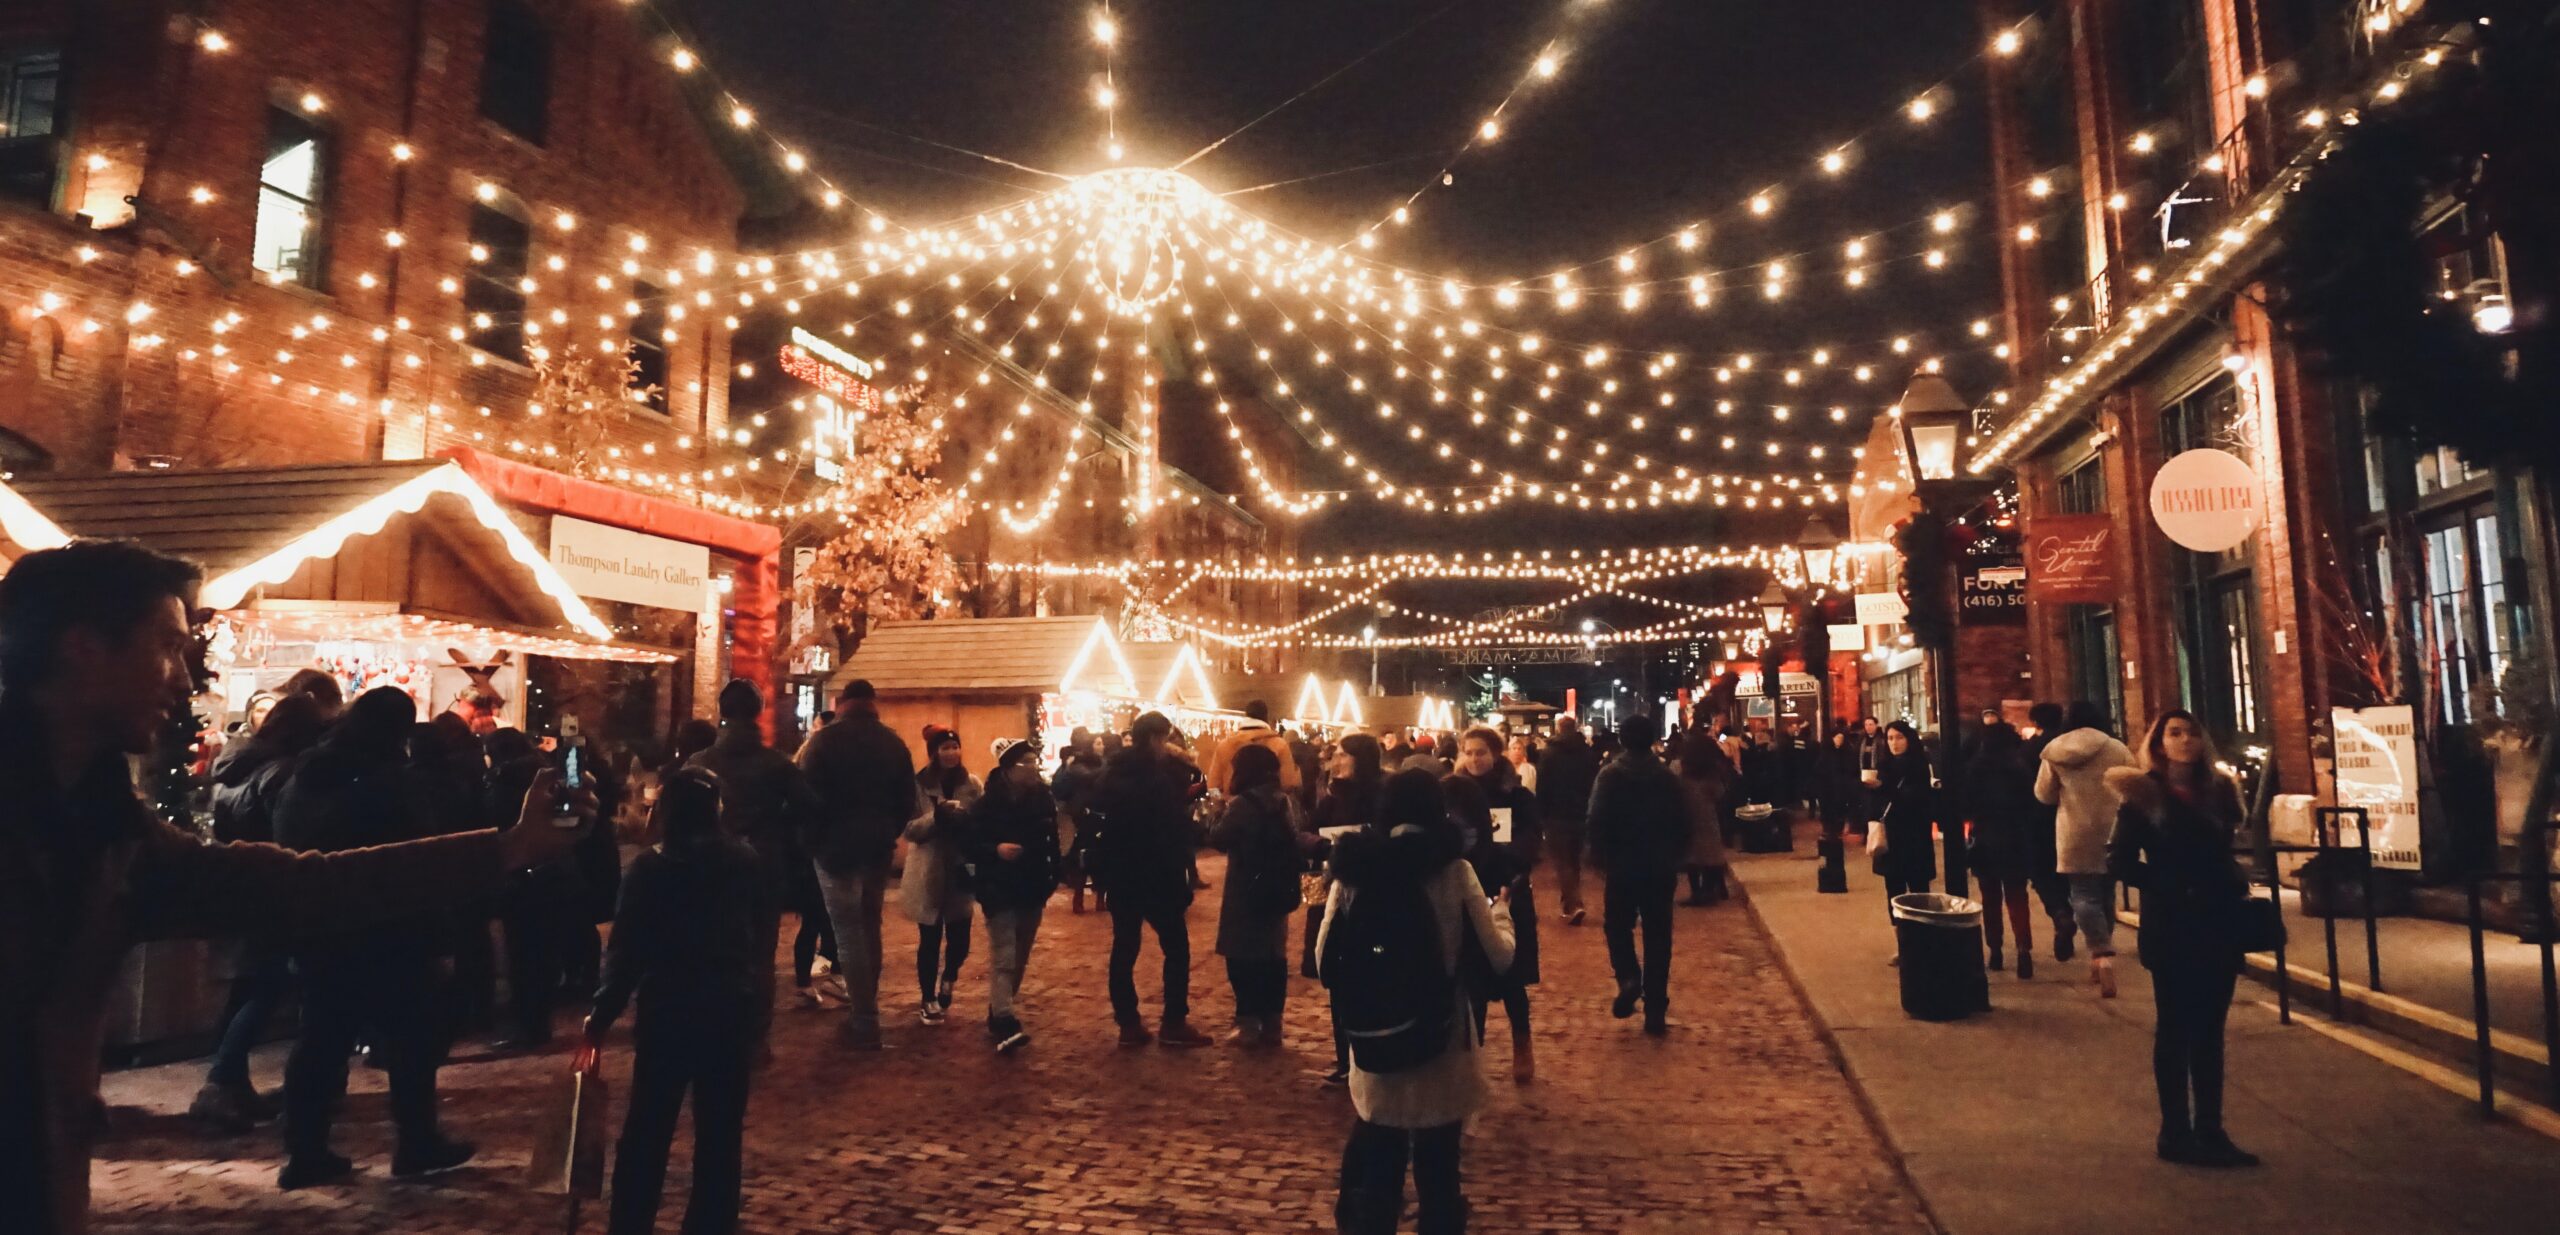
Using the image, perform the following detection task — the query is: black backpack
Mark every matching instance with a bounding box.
[1321,871,1454,1074]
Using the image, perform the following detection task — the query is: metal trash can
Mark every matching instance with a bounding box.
[1891,893,1988,1021]
[1736,803,1791,853]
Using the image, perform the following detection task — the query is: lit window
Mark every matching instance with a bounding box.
[253,109,329,288]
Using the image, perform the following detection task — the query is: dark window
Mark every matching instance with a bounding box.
[0,45,61,206]
[253,108,329,288]
[480,0,550,144]
[2056,458,2123,731]
[463,203,530,363]
[628,280,668,413]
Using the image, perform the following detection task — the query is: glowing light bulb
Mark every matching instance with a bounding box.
[1992,28,2024,56]
[1907,95,1936,122]
[1092,12,1118,44]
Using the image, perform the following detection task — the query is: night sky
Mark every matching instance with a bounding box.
[681,0,2002,679]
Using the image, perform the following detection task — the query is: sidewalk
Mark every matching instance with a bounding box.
[1731,833,2560,1235]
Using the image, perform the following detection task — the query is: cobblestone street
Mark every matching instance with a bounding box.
[92,862,1931,1234]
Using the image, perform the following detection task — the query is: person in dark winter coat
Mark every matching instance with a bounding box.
[1090,711,1212,1047]
[487,727,577,1051]
[0,540,586,1235]
[689,680,827,1020]
[580,767,776,1235]
[795,680,917,1050]
[1307,733,1386,1081]
[967,740,1061,1053]
[1452,726,1540,1084]
[190,692,333,1132]
[2021,702,2078,962]
[1964,721,2042,976]
[905,726,980,1026]
[1871,721,1939,947]
[2108,711,2260,1170]
[1052,728,1106,914]
[1208,743,1302,1048]
[1536,716,1600,925]
[1817,727,1861,842]
[1586,713,1690,1034]
[270,687,475,1189]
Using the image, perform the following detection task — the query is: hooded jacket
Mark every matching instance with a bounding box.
[2106,765,2249,967]
[1317,824,1513,1130]
[1204,722,1303,796]
[1536,731,1599,823]
[2035,727,2137,874]
[688,721,822,895]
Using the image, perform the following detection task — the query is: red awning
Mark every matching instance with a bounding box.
[437,445,781,561]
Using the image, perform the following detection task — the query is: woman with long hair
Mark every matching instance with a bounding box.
[1451,725,1542,1084]
[1964,720,2041,977]
[1871,721,1938,963]
[1671,722,1734,906]
[2107,710,2259,1168]
[904,727,980,1026]
[1320,769,1514,1233]
[1308,732,1387,1083]
[968,740,1062,1053]
[1208,743,1303,1048]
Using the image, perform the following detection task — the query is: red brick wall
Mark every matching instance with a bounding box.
[0,0,748,480]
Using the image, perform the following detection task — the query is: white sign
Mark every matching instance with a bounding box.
[548,515,711,613]
[790,326,874,380]
[1854,590,1909,626]
[1490,807,1514,846]
[2149,448,2262,553]
[1826,623,1869,652]
[2331,703,2421,870]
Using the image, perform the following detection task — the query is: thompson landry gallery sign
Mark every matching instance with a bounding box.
[2025,514,2115,604]
[549,515,711,613]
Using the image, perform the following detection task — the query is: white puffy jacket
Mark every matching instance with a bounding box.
[2035,727,2136,874]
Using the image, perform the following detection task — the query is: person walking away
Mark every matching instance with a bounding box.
[967,739,1061,1053]
[488,727,575,1050]
[2020,702,2078,962]
[1209,744,1304,1049]
[1052,729,1106,914]
[1870,721,1939,966]
[2107,711,2260,1169]
[0,541,586,1235]
[1205,700,1302,798]
[1535,716,1599,926]
[412,714,499,1053]
[1671,723,1734,907]
[689,680,827,1025]
[189,692,332,1132]
[579,766,775,1235]
[2036,701,2136,996]
[270,687,477,1188]
[1586,713,1691,1036]
[1452,727,1541,1083]
[1091,711,1213,1047]
[1309,733,1388,1082]
[795,680,917,1051]
[1964,721,2041,977]
[1319,770,1514,1234]
[905,727,980,1025]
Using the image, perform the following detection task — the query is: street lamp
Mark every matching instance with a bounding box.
[1895,372,1970,482]
[1891,372,1995,902]
[1758,581,1791,633]
[1798,516,1842,590]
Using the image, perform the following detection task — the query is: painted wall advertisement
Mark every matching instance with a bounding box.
[2330,703,2422,870]
[2024,513,2116,604]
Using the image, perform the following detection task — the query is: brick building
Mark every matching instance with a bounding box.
[1971,0,2555,882]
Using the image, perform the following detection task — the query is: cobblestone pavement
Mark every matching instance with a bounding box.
[93,860,1932,1233]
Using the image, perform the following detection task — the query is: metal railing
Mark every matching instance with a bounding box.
[2460,871,2560,1116]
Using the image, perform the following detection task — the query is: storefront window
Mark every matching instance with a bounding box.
[2421,511,2511,724]
[2055,457,2123,730]
[2161,374,2267,748]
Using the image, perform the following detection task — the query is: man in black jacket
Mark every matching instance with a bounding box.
[581,767,774,1235]
[690,679,824,1027]
[795,680,915,1051]
[1586,713,1691,1036]
[270,687,474,1188]
[1537,716,1600,925]
[1091,712,1212,1047]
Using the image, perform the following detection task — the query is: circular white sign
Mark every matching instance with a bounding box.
[2148,448,2262,553]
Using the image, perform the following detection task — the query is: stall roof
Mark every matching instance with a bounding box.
[0,474,70,563]
[10,461,612,641]
[836,617,1138,696]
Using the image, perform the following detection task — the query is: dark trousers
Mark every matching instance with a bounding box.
[1883,873,1932,924]
[206,947,291,1087]
[1225,955,1289,1021]
[1544,816,1587,915]
[504,896,568,1043]
[1107,900,1191,1026]
[1470,986,1531,1040]
[791,911,837,985]
[2152,951,2240,1137]
[610,1021,751,1235]
[443,915,498,1046]
[2031,871,2076,944]
[917,918,972,1001]
[1975,869,2034,955]
[1338,1119,1465,1234]
[1603,872,1677,1016]
[283,951,442,1159]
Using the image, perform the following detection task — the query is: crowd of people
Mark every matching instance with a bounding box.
[0,539,2271,1235]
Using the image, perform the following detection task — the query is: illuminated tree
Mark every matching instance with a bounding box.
[529,340,655,476]
[797,386,968,652]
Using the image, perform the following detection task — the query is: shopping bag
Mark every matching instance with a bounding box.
[526,1058,609,1199]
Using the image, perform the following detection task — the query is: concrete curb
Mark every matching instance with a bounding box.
[1732,878,1954,1235]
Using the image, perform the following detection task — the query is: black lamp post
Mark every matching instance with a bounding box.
[1894,373,1991,901]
